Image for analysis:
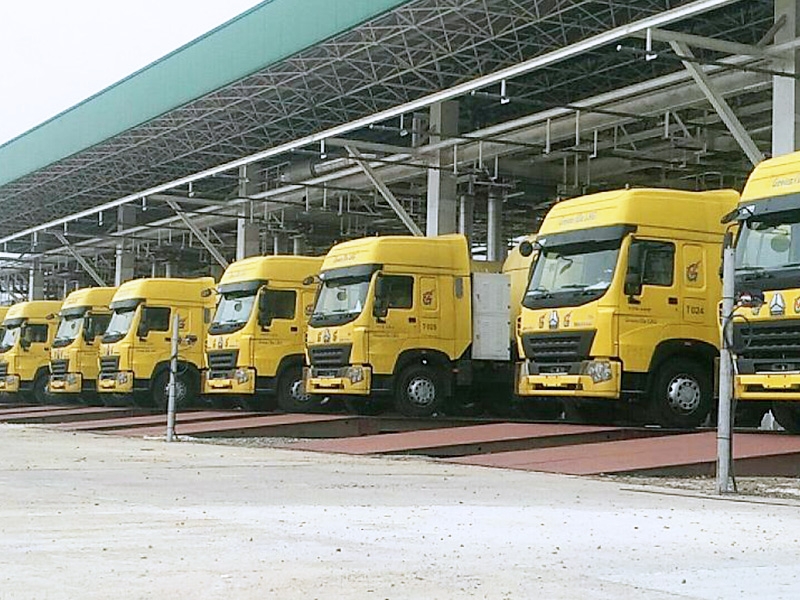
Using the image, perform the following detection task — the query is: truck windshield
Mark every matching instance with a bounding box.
[0,325,20,353]
[737,217,800,271]
[524,241,621,309]
[53,315,83,348]
[209,291,256,335]
[102,307,137,343]
[309,275,371,327]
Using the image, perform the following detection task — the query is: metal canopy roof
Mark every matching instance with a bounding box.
[0,0,783,294]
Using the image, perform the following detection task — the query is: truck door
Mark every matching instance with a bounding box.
[617,238,679,373]
[136,306,172,371]
[255,288,300,377]
[681,243,709,327]
[371,274,419,374]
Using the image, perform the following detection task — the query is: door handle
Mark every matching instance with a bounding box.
[290,326,298,332]
[408,317,417,323]
[668,297,678,305]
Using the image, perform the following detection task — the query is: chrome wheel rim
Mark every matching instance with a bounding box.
[666,375,701,414]
[290,378,310,404]
[407,376,436,407]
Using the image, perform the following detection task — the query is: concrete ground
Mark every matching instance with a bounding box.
[0,424,798,599]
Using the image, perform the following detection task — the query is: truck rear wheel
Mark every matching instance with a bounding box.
[650,358,711,429]
[152,370,198,411]
[771,402,800,433]
[277,366,320,413]
[394,364,445,417]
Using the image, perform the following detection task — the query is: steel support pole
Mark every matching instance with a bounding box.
[716,232,735,494]
[670,41,764,166]
[773,0,800,155]
[166,312,179,443]
[165,200,229,269]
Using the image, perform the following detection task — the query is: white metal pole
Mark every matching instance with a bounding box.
[716,231,735,493]
[166,312,179,442]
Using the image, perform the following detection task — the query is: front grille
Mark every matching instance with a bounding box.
[734,320,800,373]
[207,350,238,371]
[100,355,120,375]
[0,362,7,378]
[50,359,69,376]
[521,330,596,364]
[309,344,352,369]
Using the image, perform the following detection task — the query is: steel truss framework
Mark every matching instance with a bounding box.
[0,0,784,296]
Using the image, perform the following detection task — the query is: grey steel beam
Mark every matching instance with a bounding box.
[164,200,230,268]
[346,146,423,237]
[54,232,107,287]
[670,40,764,165]
[635,28,770,57]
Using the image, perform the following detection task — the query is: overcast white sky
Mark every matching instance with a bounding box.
[0,0,264,145]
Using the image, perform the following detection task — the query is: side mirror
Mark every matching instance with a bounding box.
[519,240,534,257]
[625,242,644,299]
[137,322,149,339]
[373,277,388,319]
[624,272,643,298]
[19,338,31,351]
[258,294,272,328]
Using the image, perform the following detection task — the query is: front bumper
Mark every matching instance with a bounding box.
[98,371,134,393]
[735,373,800,401]
[516,359,621,398]
[49,373,83,394]
[203,368,256,394]
[305,365,372,395]
[0,374,21,393]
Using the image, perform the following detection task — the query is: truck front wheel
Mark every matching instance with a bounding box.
[153,370,198,411]
[395,364,445,417]
[771,402,800,433]
[277,366,320,413]
[650,358,712,429]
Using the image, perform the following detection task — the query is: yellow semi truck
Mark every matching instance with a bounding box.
[49,286,117,401]
[98,277,215,409]
[729,149,800,432]
[0,301,63,403]
[305,234,516,417]
[204,255,322,411]
[516,188,738,428]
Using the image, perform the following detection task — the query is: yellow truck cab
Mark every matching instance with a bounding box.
[0,301,62,402]
[516,188,738,428]
[204,255,323,411]
[729,149,800,432]
[305,234,512,417]
[49,286,117,400]
[98,277,215,409]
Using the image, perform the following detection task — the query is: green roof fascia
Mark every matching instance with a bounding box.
[0,0,411,188]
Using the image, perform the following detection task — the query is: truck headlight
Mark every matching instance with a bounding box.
[346,366,364,384]
[117,372,129,384]
[234,369,250,384]
[584,361,612,384]
[5,376,14,384]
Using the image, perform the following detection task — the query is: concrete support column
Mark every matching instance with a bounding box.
[458,194,474,246]
[273,233,289,255]
[292,235,306,256]
[773,0,800,156]
[28,261,44,301]
[426,101,459,236]
[237,165,262,260]
[487,189,505,262]
[164,263,173,278]
[114,205,136,286]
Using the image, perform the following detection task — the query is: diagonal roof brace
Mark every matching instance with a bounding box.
[345,146,423,237]
[165,200,230,269]
[53,232,107,286]
[670,40,765,166]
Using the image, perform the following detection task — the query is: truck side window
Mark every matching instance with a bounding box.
[629,240,675,287]
[141,307,171,332]
[85,314,112,340]
[261,290,296,321]
[381,275,414,309]
[25,324,48,343]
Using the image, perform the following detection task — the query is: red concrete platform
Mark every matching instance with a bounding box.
[447,431,800,476]
[287,423,674,457]
[109,413,380,439]
[0,406,140,424]
[53,410,253,432]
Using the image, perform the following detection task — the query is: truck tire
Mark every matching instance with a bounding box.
[30,372,50,405]
[152,369,198,411]
[649,358,712,429]
[771,402,800,433]
[394,364,445,417]
[276,366,320,413]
